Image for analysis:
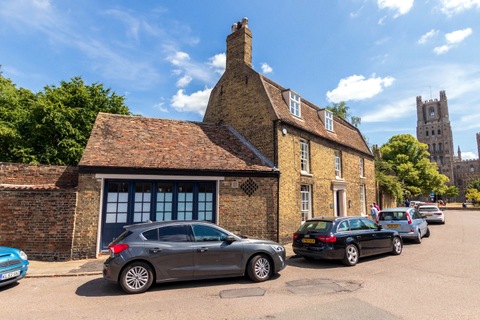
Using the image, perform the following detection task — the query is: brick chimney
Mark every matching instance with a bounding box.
[226,17,252,70]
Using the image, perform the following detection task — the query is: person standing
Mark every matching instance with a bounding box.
[370,204,379,221]
[373,202,380,211]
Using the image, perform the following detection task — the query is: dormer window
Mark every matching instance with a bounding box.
[325,110,334,131]
[289,91,301,117]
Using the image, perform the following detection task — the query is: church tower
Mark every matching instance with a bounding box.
[416,90,455,185]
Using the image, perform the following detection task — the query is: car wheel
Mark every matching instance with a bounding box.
[343,244,359,266]
[425,227,430,238]
[391,237,402,255]
[247,254,272,282]
[415,230,422,244]
[120,261,154,294]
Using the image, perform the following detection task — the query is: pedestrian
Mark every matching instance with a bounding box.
[370,204,379,221]
[373,202,380,211]
[405,198,410,207]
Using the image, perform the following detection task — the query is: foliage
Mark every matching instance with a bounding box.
[0,71,131,165]
[467,178,480,192]
[465,188,480,203]
[442,186,459,199]
[326,101,361,127]
[377,134,449,198]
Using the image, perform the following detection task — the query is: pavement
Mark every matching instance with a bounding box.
[26,244,297,278]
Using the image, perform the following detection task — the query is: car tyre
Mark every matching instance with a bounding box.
[247,254,272,282]
[343,244,359,266]
[120,261,154,294]
[391,236,402,255]
[425,227,430,238]
[415,230,422,244]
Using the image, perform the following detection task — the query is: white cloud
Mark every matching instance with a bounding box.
[326,74,395,102]
[418,29,439,44]
[166,51,190,66]
[261,63,273,74]
[170,88,212,115]
[208,53,226,75]
[439,0,480,16]
[377,0,414,17]
[461,151,477,160]
[362,97,413,122]
[433,28,472,54]
[176,75,192,88]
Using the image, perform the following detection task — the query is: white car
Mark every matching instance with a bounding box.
[418,205,445,224]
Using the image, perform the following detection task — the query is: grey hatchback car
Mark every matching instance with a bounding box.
[103,221,286,294]
[377,207,430,244]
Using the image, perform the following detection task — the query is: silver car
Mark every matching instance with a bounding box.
[103,220,286,294]
[377,207,430,244]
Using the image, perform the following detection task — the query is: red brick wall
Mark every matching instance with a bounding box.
[0,162,78,261]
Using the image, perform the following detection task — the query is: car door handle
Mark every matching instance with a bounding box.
[150,248,162,254]
[197,247,208,253]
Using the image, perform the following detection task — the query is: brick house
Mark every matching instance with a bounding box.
[203,18,375,241]
[0,18,375,260]
[77,114,279,256]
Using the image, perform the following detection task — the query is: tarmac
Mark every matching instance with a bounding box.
[26,244,297,278]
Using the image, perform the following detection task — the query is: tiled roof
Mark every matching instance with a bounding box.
[0,184,74,191]
[260,76,373,157]
[79,113,274,173]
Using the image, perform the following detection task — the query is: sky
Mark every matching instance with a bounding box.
[1,0,480,159]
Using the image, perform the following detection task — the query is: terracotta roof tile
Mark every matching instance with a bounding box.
[260,76,373,157]
[79,113,274,172]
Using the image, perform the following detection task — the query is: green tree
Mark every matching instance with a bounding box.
[442,185,459,199]
[326,101,361,127]
[378,134,449,198]
[465,188,480,204]
[0,72,131,165]
[467,178,480,192]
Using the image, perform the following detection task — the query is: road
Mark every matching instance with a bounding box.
[2,210,480,320]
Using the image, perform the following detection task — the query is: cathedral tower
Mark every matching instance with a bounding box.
[416,90,455,185]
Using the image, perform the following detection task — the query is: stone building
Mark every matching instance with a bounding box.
[204,18,375,241]
[416,90,480,199]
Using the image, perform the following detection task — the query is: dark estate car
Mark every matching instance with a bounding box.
[292,216,402,266]
[103,221,286,294]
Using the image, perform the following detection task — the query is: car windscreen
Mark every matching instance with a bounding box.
[297,220,333,233]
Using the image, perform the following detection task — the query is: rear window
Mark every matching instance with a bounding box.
[110,230,133,245]
[379,211,407,221]
[297,221,332,232]
[419,206,438,212]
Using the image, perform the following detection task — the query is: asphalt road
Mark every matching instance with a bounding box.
[1,209,479,320]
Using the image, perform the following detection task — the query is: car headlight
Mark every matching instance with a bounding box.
[19,250,28,261]
[270,245,285,253]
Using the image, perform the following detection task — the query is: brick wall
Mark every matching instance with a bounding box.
[0,162,78,261]
[218,176,278,241]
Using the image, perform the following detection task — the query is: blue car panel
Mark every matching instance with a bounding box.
[0,246,29,287]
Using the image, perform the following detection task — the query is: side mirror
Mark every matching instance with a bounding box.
[224,235,236,243]
[377,224,383,230]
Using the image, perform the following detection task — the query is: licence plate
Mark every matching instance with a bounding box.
[1,270,20,280]
[386,224,400,228]
[425,214,433,216]
[302,238,316,244]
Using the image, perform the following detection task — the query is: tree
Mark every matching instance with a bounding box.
[465,188,480,204]
[378,134,449,199]
[467,178,480,192]
[0,72,131,165]
[326,101,361,127]
[442,185,459,200]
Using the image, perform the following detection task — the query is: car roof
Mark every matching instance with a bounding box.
[305,216,366,223]
[380,207,412,212]
[123,220,216,231]
[418,205,439,209]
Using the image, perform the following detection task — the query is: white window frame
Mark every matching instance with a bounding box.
[325,110,334,131]
[334,150,342,178]
[360,185,366,215]
[300,140,310,174]
[301,185,311,222]
[289,91,301,117]
[359,158,364,177]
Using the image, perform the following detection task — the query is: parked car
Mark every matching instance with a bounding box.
[377,207,430,244]
[0,246,29,288]
[418,205,445,224]
[292,216,402,266]
[103,220,286,294]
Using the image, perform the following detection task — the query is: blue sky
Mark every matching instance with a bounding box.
[1,0,480,159]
